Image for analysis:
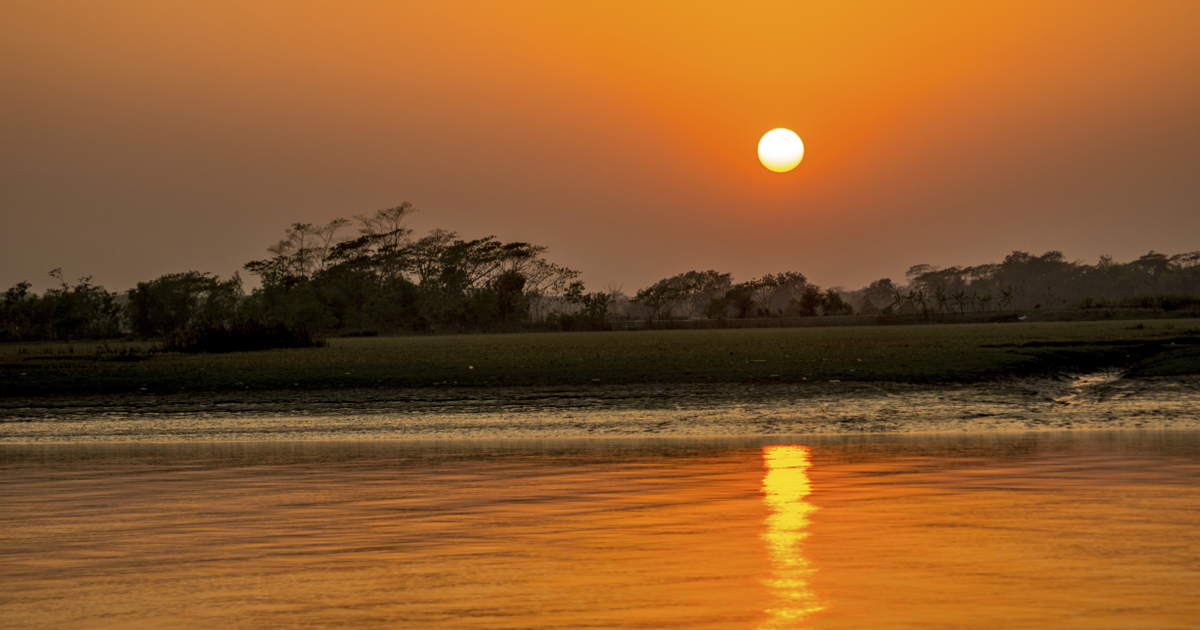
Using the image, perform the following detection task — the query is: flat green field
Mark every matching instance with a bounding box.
[3,320,1199,398]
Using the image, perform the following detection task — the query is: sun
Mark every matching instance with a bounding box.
[758,128,804,173]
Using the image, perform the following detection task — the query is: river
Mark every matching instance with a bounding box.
[3,430,1198,628]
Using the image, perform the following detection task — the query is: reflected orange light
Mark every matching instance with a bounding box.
[760,445,823,629]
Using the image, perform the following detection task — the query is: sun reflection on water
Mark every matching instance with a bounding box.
[760,444,824,629]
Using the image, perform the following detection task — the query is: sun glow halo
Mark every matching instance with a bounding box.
[758,128,804,173]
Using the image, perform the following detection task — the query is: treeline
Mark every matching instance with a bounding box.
[847,250,1200,315]
[620,250,1200,322]
[622,270,851,323]
[238,203,589,333]
[3,201,1199,344]
[0,203,592,343]
[1,269,124,342]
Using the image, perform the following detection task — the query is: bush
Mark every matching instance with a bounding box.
[1079,294,1200,311]
[536,312,612,332]
[127,271,242,338]
[163,319,326,353]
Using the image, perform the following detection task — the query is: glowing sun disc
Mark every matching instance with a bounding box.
[758,128,804,173]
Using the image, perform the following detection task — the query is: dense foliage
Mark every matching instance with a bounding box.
[162,320,325,353]
[0,270,122,342]
[127,272,243,338]
[239,204,584,334]
[0,203,592,343]
[872,250,1200,315]
[627,270,853,322]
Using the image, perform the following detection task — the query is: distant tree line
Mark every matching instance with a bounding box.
[844,250,1200,316]
[1,269,123,342]
[237,203,586,334]
[3,201,1199,344]
[0,203,592,343]
[622,270,850,323]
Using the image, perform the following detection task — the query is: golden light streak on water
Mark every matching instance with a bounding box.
[760,445,824,629]
[4,433,1200,628]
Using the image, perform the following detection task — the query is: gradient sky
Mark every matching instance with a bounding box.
[4,1,1199,295]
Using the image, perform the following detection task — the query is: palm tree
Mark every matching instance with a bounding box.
[951,290,968,314]
[979,292,993,311]
[935,287,948,313]
[891,291,906,314]
[999,285,1016,310]
[912,290,929,314]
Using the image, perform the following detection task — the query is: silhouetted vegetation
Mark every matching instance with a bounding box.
[622,270,856,324]
[162,319,325,353]
[853,250,1200,316]
[3,202,1200,346]
[0,270,122,342]
[127,271,243,338]
[239,204,583,335]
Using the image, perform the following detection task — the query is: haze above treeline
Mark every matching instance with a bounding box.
[3,203,1198,343]
[4,3,1200,297]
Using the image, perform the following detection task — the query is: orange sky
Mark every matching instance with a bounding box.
[3,1,1199,293]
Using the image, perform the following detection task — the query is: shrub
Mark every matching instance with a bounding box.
[163,319,326,353]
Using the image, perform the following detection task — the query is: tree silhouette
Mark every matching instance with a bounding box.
[951,290,968,313]
[911,289,929,314]
[999,285,1016,310]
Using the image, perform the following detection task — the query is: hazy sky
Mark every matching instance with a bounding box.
[3,1,1199,295]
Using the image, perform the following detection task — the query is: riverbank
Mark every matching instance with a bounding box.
[3,320,1199,441]
[4,320,1200,398]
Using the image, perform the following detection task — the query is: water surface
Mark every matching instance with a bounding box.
[6,376,1200,441]
[3,431,1198,628]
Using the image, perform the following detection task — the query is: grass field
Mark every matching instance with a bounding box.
[3,320,1199,398]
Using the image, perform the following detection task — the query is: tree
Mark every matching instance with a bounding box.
[911,289,929,314]
[934,287,949,313]
[630,271,731,322]
[1,281,42,341]
[750,271,807,316]
[407,228,458,290]
[820,289,854,316]
[560,281,611,330]
[39,270,123,341]
[863,278,899,311]
[951,290,968,313]
[127,272,243,337]
[524,259,582,321]
[631,280,680,324]
[1131,251,1171,278]
[490,270,530,326]
[682,270,733,318]
[354,202,418,284]
[244,219,352,282]
[998,285,1016,309]
[720,283,758,319]
[795,286,825,317]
